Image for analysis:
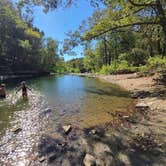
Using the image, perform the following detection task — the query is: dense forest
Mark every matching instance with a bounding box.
[0,0,166,76]
[0,0,61,76]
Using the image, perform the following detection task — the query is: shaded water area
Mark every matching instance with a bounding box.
[0,75,134,165]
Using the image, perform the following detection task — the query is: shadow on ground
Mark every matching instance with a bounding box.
[34,124,166,166]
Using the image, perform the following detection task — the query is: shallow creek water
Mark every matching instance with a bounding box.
[0,75,134,165]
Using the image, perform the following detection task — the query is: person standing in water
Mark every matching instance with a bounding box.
[16,81,32,98]
[0,83,6,98]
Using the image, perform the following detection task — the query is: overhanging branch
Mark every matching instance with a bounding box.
[128,0,157,7]
[84,21,160,40]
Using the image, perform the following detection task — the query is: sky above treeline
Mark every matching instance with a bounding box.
[13,0,96,61]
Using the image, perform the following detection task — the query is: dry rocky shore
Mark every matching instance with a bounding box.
[98,73,166,165]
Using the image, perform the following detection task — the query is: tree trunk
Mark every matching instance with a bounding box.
[156,0,166,56]
[103,37,108,65]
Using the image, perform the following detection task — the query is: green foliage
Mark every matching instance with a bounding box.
[147,56,166,69]
[1,0,165,76]
[138,56,166,73]
[99,60,138,75]
[66,58,86,73]
[24,28,41,39]
[124,48,149,66]
[0,0,61,74]
[18,39,32,50]
[83,48,101,72]
[99,65,114,75]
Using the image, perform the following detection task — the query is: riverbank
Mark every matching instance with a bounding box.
[98,73,166,165]
[68,72,166,165]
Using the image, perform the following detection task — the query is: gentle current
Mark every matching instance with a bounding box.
[0,75,134,165]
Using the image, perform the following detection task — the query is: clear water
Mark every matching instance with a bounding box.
[0,75,134,165]
[0,75,134,134]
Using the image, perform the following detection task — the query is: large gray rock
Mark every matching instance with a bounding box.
[83,154,96,166]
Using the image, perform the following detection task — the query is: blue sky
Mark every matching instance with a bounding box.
[32,1,95,61]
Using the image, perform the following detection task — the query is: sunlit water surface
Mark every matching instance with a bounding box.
[0,75,134,165]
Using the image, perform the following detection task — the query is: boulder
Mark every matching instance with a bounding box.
[83,154,96,166]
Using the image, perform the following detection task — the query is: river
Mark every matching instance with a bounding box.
[0,75,134,165]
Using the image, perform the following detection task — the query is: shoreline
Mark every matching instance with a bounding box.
[99,73,166,165]
[70,72,166,165]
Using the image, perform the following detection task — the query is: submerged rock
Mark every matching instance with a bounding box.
[83,154,96,166]
[39,108,52,118]
[63,125,72,135]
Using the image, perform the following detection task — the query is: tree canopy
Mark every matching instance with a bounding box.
[1,0,166,76]
[0,0,61,75]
